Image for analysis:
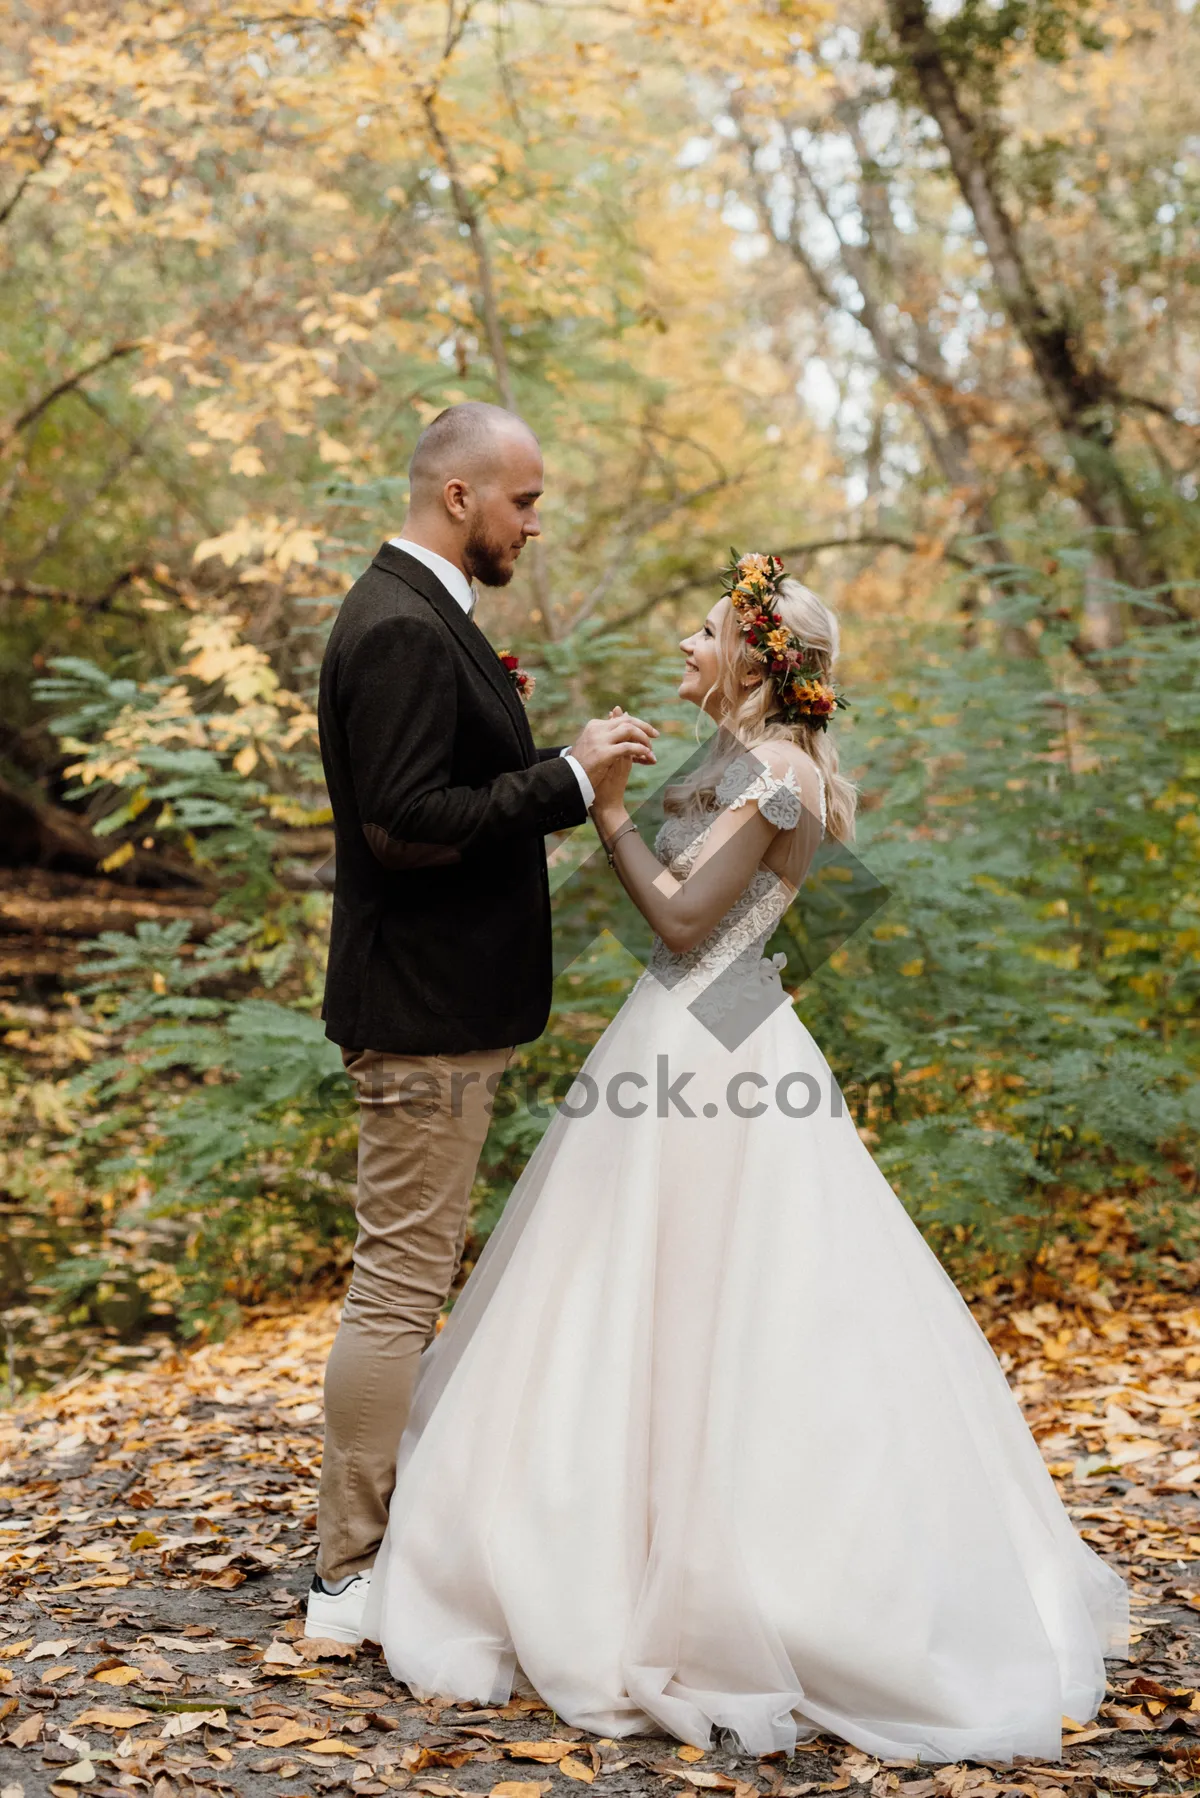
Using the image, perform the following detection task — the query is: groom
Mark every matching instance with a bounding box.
[310,401,657,1642]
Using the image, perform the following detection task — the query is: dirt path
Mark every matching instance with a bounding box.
[0,1298,1197,1798]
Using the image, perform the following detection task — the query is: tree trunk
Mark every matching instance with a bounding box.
[883,0,1170,603]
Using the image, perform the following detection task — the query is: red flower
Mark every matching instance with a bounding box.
[497,648,535,703]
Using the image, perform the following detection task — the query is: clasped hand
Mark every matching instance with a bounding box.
[570,706,656,820]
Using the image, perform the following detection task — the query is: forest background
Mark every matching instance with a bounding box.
[0,0,1198,1391]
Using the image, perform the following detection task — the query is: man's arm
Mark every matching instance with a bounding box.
[536,746,595,807]
[342,614,585,869]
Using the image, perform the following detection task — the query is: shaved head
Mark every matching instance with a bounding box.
[408,401,540,507]
[402,401,545,589]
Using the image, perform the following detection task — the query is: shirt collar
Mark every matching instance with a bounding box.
[389,538,475,617]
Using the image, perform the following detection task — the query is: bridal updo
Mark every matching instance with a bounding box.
[664,576,858,843]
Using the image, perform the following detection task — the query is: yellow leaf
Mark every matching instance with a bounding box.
[503,1742,580,1763]
[559,1757,595,1783]
[296,1634,356,1660]
[93,1666,141,1686]
[302,1738,359,1756]
[74,1707,151,1730]
[678,1748,706,1763]
[898,959,924,977]
[273,527,320,571]
[318,434,353,464]
[259,1721,323,1747]
[230,445,266,477]
[8,1713,46,1748]
[233,744,258,776]
[99,842,136,874]
[131,374,174,401]
[491,1784,552,1798]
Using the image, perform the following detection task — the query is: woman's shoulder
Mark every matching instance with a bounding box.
[715,739,822,830]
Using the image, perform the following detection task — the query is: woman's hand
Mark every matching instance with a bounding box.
[589,706,635,832]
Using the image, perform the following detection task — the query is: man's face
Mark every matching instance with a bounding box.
[461,435,544,588]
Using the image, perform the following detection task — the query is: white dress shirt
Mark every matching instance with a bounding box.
[389,539,594,809]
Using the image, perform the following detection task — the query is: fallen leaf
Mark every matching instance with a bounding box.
[129,1651,179,1682]
[262,1640,305,1667]
[559,1756,595,1783]
[0,1643,32,1660]
[652,1765,739,1791]
[6,1714,44,1748]
[160,1707,227,1738]
[302,1738,361,1756]
[258,1722,324,1748]
[204,1567,246,1590]
[297,1634,357,1660]
[50,1767,94,1789]
[0,1780,24,1798]
[503,1741,582,1764]
[679,1747,707,1763]
[93,1665,142,1686]
[411,1747,476,1770]
[24,1639,77,1662]
[74,1706,151,1729]
[149,1635,235,1654]
[1101,1705,1158,1731]
[490,1784,552,1798]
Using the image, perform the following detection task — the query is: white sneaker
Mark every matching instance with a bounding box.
[305,1571,372,1645]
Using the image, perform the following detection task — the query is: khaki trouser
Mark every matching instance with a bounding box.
[317,1042,512,1584]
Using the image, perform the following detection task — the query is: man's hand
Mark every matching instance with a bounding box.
[569,708,658,789]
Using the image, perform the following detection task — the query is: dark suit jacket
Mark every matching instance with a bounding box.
[318,543,588,1053]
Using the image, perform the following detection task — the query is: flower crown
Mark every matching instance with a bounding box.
[721,550,847,731]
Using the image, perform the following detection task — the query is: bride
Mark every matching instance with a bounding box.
[361,554,1128,1764]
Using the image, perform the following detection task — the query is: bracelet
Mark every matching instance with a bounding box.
[601,818,638,866]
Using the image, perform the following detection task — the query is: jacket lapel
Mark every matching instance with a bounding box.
[370,543,533,754]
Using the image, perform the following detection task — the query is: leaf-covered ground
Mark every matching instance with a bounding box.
[0,1295,1198,1798]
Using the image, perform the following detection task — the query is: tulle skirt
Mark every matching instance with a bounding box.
[362,971,1128,1763]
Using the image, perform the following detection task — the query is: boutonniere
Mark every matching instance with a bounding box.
[497,649,535,704]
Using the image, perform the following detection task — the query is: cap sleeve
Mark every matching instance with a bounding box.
[716,753,807,831]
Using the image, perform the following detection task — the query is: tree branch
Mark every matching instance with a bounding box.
[0,569,146,613]
[1113,390,1199,432]
[0,129,57,230]
[604,533,977,632]
[0,342,144,450]
[881,0,1174,608]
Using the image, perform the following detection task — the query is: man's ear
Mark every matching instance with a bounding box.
[442,476,470,521]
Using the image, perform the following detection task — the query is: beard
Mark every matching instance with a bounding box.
[463,517,517,588]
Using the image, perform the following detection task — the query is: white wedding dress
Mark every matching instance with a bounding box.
[362,758,1128,1764]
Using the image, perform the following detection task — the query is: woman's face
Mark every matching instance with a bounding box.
[678,599,729,716]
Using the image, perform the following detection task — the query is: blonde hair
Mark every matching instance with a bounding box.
[665,576,857,842]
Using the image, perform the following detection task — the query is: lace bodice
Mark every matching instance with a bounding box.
[635,758,826,1043]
